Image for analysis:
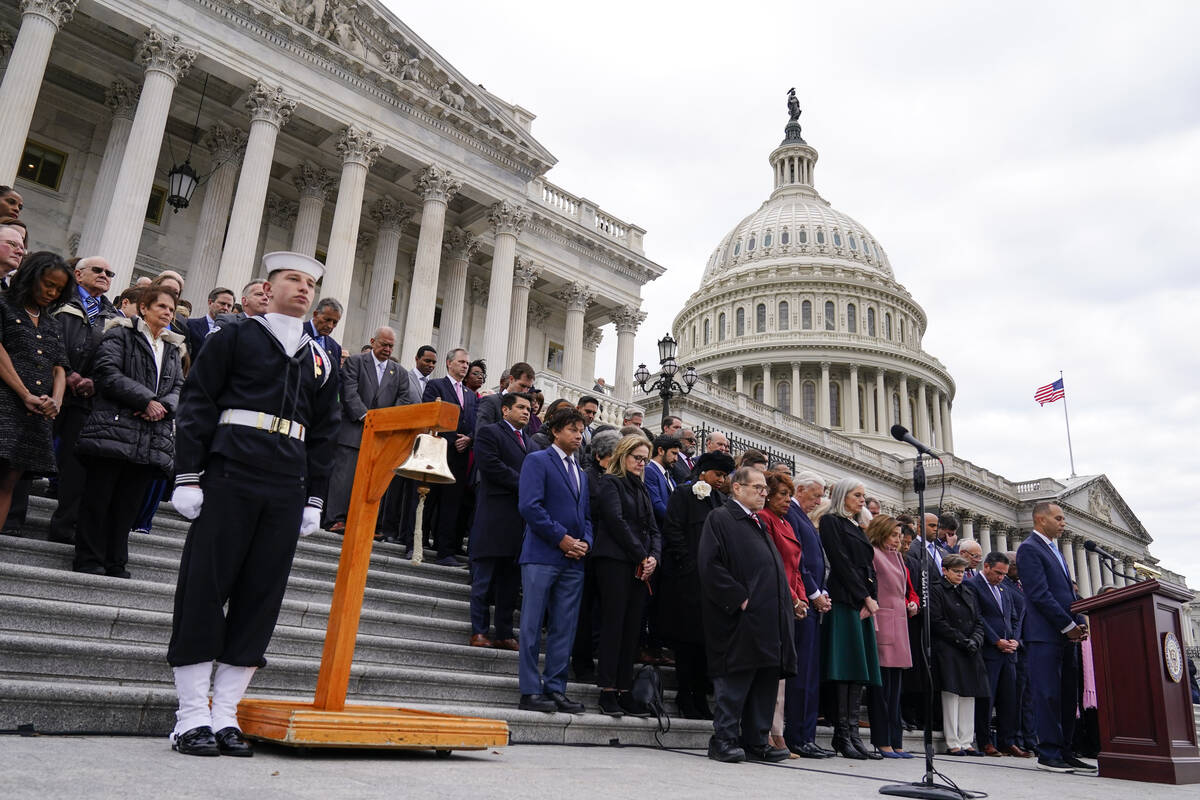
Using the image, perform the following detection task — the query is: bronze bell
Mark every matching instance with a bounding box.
[394,433,456,484]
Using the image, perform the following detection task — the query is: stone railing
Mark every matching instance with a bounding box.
[534,372,625,427]
[682,331,949,376]
[529,178,645,254]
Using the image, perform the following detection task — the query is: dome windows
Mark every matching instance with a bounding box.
[801,300,812,330]
[755,303,767,333]
[816,229,825,245]
[736,307,745,336]
[703,318,711,345]
[777,381,791,414]
[830,382,842,427]
[718,312,727,341]
[885,312,893,340]
[833,232,842,247]
[867,307,876,337]
[780,229,790,245]
[824,301,835,331]
[747,236,756,252]
[778,301,789,330]
[849,234,857,250]
[847,303,857,333]
[802,381,817,424]
[762,231,772,248]
[899,318,905,345]
[753,382,764,403]
[733,240,741,256]
[891,393,901,425]
[798,228,807,244]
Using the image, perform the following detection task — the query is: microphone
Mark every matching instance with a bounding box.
[890,424,940,457]
[1083,540,1114,561]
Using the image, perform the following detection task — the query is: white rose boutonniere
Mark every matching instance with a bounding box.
[692,481,712,500]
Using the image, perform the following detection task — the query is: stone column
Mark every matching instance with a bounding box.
[323,126,383,321]
[214,81,296,292]
[0,0,79,184]
[362,196,409,338]
[847,363,860,433]
[507,256,540,367]
[791,362,802,418]
[1123,557,1137,586]
[978,519,992,555]
[864,382,875,433]
[874,369,887,434]
[1074,540,1093,597]
[182,123,245,308]
[763,363,774,407]
[735,366,745,394]
[466,277,488,358]
[290,162,334,256]
[899,374,912,430]
[436,227,476,355]
[260,193,297,262]
[917,381,931,443]
[960,513,975,543]
[583,324,603,386]
[1060,537,1077,586]
[525,301,550,369]
[401,164,460,361]
[931,387,944,449]
[98,29,196,292]
[612,305,646,402]
[481,201,528,375]
[558,281,593,385]
[1097,549,1113,587]
[941,395,954,452]
[819,361,831,427]
[1087,549,1103,591]
[76,79,139,257]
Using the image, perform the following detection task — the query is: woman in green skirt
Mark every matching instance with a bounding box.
[819,477,883,759]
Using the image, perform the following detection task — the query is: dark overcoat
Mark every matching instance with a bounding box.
[929,577,989,697]
[469,420,528,559]
[697,500,797,678]
[819,514,878,609]
[592,472,661,564]
[657,481,723,644]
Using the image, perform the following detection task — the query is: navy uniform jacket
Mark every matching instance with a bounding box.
[304,320,342,384]
[174,316,340,507]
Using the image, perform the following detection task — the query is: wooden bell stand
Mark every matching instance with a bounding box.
[237,401,510,752]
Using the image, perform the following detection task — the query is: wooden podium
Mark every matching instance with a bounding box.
[1073,579,1200,783]
[238,401,510,752]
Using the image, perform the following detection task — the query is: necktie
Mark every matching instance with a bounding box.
[565,456,578,492]
[991,582,1003,608]
[515,428,525,449]
[665,467,676,492]
[454,381,464,405]
[83,294,100,322]
[1054,545,1070,577]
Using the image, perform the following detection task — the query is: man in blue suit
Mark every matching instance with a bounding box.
[782,470,834,758]
[516,407,592,714]
[422,347,477,566]
[1015,502,1095,774]
[467,392,531,650]
[644,435,680,527]
[967,552,1028,757]
[185,287,235,360]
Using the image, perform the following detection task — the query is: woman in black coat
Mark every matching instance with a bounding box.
[657,451,735,719]
[72,287,185,577]
[819,477,883,759]
[592,434,662,717]
[929,553,989,755]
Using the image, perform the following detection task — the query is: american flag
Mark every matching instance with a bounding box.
[1034,378,1065,406]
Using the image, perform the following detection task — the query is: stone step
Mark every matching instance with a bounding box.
[0,677,709,747]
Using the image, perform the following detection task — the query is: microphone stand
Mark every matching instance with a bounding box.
[1097,555,1138,584]
[880,455,974,800]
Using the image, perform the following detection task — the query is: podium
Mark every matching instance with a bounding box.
[238,401,510,752]
[1073,579,1200,784]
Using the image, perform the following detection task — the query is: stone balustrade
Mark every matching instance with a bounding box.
[529,177,645,254]
[534,372,624,427]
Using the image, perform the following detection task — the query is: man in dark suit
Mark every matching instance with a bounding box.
[422,347,476,566]
[783,471,834,758]
[213,278,269,328]
[1005,552,1037,754]
[475,361,535,428]
[698,466,795,764]
[576,395,601,460]
[644,435,680,527]
[516,407,592,714]
[967,551,1028,757]
[185,286,235,359]
[323,326,411,532]
[671,428,698,484]
[304,297,343,374]
[468,392,532,650]
[1015,502,1095,774]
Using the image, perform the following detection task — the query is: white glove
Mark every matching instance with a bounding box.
[299,506,321,537]
[171,486,204,520]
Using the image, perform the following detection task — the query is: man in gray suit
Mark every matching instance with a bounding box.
[323,327,412,533]
[476,361,536,428]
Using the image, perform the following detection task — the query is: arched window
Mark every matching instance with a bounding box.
[833,232,842,247]
[747,235,756,252]
[824,300,835,331]
[736,307,745,336]
[780,229,790,245]
[867,307,876,336]
[778,301,789,330]
[802,381,817,424]
[899,318,905,344]
[755,303,766,333]
[763,231,772,247]
[847,303,857,333]
[891,392,901,425]
[801,300,812,329]
[830,382,842,427]
[849,234,857,250]
[798,228,807,244]
[691,324,696,345]
[777,381,791,414]
[816,229,825,244]
[753,382,764,403]
[718,312,726,341]
[885,312,893,340]
[733,240,741,256]
[703,318,710,345]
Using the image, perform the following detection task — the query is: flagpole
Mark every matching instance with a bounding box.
[1060,369,1077,478]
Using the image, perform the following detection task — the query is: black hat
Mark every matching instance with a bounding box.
[694,452,735,474]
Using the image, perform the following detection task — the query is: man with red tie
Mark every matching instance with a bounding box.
[421,348,476,566]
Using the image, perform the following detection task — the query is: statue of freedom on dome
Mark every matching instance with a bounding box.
[787,88,801,122]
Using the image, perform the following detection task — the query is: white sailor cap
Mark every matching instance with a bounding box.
[262,251,325,281]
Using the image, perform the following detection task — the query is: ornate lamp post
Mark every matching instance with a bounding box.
[634,333,697,424]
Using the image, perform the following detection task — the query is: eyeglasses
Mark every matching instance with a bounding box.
[630,455,649,464]
[737,482,769,494]
[88,266,117,278]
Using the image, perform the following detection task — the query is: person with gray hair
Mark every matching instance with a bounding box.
[819,476,883,759]
[304,297,343,375]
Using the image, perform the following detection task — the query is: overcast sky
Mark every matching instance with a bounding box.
[386,1,1200,587]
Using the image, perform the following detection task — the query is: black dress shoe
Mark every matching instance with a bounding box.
[707,737,746,763]
[1036,757,1075,773]
[73,565,105,576]
[106,568,132,579]
[546,691,585,715]
[214,726,253,757]
[518,693,557,713]
[788,742,826,759]
[1063,754,1097,772]
[172,726,220,757]
[744,744,791,763]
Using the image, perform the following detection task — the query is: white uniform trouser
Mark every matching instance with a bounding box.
[940,691,976,751]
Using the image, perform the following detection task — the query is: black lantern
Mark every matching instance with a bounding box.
[166,160,199,212]
[634,332,696,425]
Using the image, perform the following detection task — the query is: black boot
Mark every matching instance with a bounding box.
[848,684,883,760]
[833,683,866,759]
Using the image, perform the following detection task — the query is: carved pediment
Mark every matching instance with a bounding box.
[1057,475,1148,543]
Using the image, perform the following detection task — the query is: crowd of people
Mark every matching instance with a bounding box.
[1,194,1195,765]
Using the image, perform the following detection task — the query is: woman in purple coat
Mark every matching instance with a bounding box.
[866,514,919,757]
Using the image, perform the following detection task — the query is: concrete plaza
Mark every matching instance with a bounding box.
[1,736,1197,800]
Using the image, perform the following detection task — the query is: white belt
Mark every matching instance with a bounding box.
[218,409,306,441]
